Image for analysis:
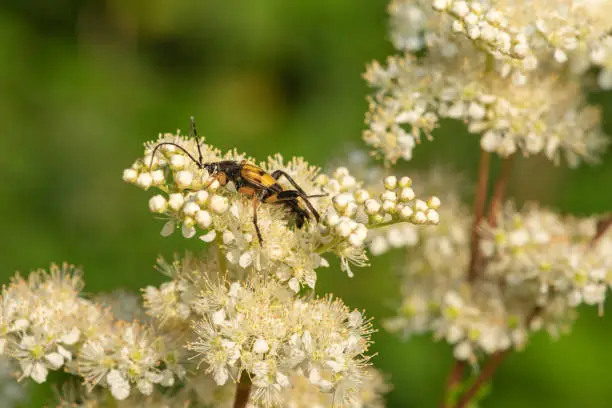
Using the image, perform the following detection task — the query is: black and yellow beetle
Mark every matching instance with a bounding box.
[150,118,325,244]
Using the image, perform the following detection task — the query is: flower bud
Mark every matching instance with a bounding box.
[400,188,415,202]
[137,172,153,189]
[365,199,381,215]
[122,169,138,183]
[381,191,397,202]
[182,202,200,217]
[174,171,192,190]
[168,193,184,211]
[150,170,165,185]
[428,196,441,209]
[353,189,370,204]
[426,209,440,224]
[382,200,396,213]
[195,210,212,228]
[383,176,397,190]
[210,195,229,214]
[170,154,186,170]
[398,176,412,188]
[414,199,428,212]
[399,206,414,220]
[149,195,167,213]
[195,191,209,206]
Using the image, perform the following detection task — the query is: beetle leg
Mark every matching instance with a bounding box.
[270,170,327,198]
[266,190,321,222]
[252,195,264,246]
[284,199,310,228]
[270,170,308,195]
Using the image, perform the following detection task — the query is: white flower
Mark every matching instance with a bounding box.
[253,338,270,354]
[107,370,130,400]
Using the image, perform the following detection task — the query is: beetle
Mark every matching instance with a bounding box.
[150,117,325,244]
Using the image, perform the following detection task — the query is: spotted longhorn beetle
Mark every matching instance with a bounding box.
[150,117,326,245]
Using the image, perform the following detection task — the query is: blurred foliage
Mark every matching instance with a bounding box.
[2,1,612,407]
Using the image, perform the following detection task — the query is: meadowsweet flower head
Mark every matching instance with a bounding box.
[125,132,439,288]
[1,264,86,384]
[365,0,611,166]
[78,321,185,400]
[56,379,190,408]
[480,204,612,312]
[186,275,375,407]
[384,168,612,361]
[0,263,189,402]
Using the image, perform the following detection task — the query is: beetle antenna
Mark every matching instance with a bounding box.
[149,142,202,169]
[190,116,204,166]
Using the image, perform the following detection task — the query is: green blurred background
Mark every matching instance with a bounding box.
[2,1,612,407]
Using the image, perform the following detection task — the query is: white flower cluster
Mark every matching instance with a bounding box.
[78,321,185,400]
[0,264,185,401]
[394,0,612,68]
[364,0,611,165]
[366,174,441,256]
[432,0,531,61]
[12,253,389,408]
[384,176,471,338]
[327,151,444,257]
[124,133,439,288]
[384,172,612,362]
[481,204,612,312]
[186,275,375,407]
[57,366,389,408]
[55,379,187,408]
[257,367,390,408]
[0,264,88,384]
[142,253,221,327]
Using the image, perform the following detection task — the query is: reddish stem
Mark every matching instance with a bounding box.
[591,216,612,247]
[456,350,510,408]
[440,361,466,408]
[441,151,491,406]
[468,150,491,282]
[487,156,513,227]
[233,373,252,408]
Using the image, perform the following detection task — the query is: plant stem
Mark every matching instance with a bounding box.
[468,150,491,282]
[440,360,466,408]
[217,236,228,276]
[441,150,490,406]
[456,350,509,408]
[591,215,612,247]
[487,156,513,226]
[233,373,252,408]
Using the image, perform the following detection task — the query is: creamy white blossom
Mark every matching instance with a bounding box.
[187,275,375,407]
[0,264,187,400]
[364,0,611,165]
[385,170,612,361]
